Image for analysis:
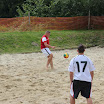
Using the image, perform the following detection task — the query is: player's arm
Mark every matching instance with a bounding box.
[89,59,95,81]
[68,58,74,84]
[90,71,94,81]
[70,72,73,83]
[44,42,55,49]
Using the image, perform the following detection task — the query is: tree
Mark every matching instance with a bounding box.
[0,0,26,18]
[16,0,88,17]
[90,0,104,16]
[16,0,104,17]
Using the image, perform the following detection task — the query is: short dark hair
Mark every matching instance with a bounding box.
[46,31,50,34]
[78,44,85,53]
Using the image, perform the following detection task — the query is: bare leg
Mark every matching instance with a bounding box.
[70,95,75,104]
[87,98,93,104]
[50,59,53,69]
[46,54,53,69]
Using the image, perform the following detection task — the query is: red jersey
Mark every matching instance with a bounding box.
[41,35,49,49]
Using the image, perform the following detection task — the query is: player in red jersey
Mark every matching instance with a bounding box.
[41,31,55,70]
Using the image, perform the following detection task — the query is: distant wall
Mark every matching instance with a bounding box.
[0,16,104,31]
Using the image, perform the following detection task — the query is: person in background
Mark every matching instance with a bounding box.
[41,31,55,70]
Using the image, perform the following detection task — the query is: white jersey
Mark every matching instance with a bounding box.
[68,55,95,82]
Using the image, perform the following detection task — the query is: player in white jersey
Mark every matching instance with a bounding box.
[68,44,95,104]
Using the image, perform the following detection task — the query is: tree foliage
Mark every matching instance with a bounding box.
[0,0,26,18]
[0,0,104,18]
[17,0,104,17]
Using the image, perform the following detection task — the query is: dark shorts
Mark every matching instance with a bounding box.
[71,80,92,99]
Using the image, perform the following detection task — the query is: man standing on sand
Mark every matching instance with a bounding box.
[68,44,95,104]
[41,31,55,70]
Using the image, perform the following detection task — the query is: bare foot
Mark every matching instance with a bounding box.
[51,67,54,69]
[46,67,49,71]
[51,67,56,71]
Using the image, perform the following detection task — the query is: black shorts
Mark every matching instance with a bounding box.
[70,80,92,99]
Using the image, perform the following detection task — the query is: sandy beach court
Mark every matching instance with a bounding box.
[0,47,104,104]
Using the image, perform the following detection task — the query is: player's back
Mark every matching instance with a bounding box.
[70,55,95,82]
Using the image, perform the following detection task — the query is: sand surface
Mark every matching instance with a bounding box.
[0,47,104,104]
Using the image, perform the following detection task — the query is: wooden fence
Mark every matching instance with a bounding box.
[91,16,104,29]
[0,16,104,31]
